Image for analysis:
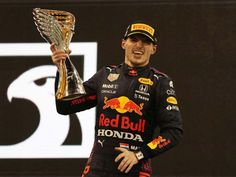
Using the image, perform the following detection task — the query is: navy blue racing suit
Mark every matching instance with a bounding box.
[55,63,183,177]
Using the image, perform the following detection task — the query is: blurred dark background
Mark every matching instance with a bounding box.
[0,0,235,176]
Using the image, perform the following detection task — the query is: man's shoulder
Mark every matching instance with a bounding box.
[105,64,122,72]
[149,66,169,79]
[105,64,118,70]
[149,67,174,88]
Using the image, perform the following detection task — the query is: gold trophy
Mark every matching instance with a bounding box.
[33,8,86,100]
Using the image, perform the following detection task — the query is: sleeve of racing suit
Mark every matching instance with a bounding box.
[140,76,184,159]
[54,68,102,115]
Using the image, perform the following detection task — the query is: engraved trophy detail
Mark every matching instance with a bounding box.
[33,8,86,100]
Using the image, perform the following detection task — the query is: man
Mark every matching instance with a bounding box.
[51,21,183,177]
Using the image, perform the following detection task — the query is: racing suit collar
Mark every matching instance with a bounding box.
[122,63,150,76]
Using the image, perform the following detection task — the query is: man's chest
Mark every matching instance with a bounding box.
[97,73,156,113]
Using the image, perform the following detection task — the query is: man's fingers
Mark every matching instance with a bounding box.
[50,43,70,66]
[125,161,134,173]
[50,43,56,52]
[117,156,128,169]
[119,158,131,172]
[114,147,127,152]
[50,43,72,55]
[114,147,127,162]
[114,148,139,173]
[114,152,124,162]
[51,50,68,65]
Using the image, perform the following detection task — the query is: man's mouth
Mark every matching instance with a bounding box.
[133,50,144,55]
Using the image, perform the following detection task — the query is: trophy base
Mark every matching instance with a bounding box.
[56,93,86,101]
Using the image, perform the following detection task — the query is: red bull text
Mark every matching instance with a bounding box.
[99,113,146,133]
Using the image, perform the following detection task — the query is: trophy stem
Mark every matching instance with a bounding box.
[56,60,67,100]
[56,57,86,101]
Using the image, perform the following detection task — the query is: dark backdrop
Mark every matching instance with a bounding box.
[0,0,235,176]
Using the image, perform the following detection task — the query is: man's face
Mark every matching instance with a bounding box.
[121,34,157,67]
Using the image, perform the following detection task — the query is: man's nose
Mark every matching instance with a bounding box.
[136,40,144,47]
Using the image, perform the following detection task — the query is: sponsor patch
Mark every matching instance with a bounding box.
[120,143,129,149]
[138,78,153,86]
[131,23,155,36]
[166,96,178,104]
[147,136,166,149]
[101,84,118,94]
[169,81,174,88]
[102,84,118,89]
[101,90,116,94]
[99,113,146,133]
[166,105,179,111]
[98,139,105,147]
[166,89,175,95]
[107,73,119,82]
[103,96,144,116]
[128,69,138,76]
[97,129,143,142]
[134,93,149,101]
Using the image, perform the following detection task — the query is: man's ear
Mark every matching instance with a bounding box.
[151,45,157,55]
[121,39,126,49]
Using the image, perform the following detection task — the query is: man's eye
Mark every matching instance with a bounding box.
[130,37,138,42]
[143,40,152,45]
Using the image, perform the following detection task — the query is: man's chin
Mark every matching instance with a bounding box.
[133,54,143,59]
[130,61,146,67]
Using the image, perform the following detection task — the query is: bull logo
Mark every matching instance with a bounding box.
[103,96,144,116]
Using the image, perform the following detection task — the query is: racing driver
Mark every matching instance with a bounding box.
[50,21,183,177]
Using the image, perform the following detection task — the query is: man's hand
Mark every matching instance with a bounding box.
[50,43,71,68]
[114,147,138,173]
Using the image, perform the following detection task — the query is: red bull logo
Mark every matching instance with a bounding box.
[103,96,144,116]
[147,136,169,150]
